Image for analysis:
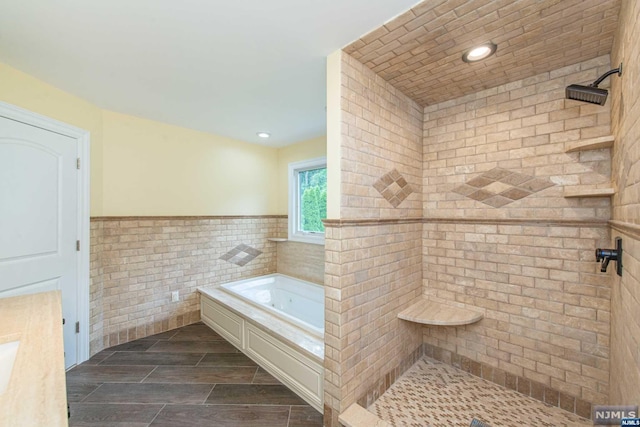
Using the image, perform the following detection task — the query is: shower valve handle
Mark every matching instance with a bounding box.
[595,249,613,272]
[595,237,623,276]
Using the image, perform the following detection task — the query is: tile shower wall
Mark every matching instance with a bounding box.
[339,52,423,219]
[610,0,640,408]
[89,216,282,355]
[323,51,423,425]
[423,221,611,405]
[423,55,613,220]
[422,58,614,406]
[324,221,422,423]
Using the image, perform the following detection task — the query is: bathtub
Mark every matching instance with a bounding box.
[198,274,324,412]
[219,274,324,337]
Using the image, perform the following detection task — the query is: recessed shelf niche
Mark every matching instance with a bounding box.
[563,135,615,198]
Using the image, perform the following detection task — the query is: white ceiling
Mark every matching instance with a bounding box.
[0,0,419,147]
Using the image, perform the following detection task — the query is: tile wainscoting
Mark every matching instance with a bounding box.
[89,216,323,357]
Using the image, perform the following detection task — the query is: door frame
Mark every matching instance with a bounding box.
[0,100,91,365]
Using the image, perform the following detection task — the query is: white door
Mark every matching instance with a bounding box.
[0,115,79,368]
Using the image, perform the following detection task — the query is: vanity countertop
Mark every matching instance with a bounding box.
[0,291,68,426]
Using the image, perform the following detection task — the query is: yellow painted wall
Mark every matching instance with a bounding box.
[276,136,327,214]
[0,62,326,216]
[0,63,105,215]
[102,110,279,215]
[326,50,342,219]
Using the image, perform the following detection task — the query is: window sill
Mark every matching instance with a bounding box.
[287,234,325,245]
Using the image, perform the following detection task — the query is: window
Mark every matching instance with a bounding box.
[288,157,327,244]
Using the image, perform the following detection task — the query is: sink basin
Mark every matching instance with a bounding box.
[0,340,20,395]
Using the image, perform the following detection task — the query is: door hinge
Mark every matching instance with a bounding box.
[77,158,80,169]
[62,318,65,325]
[75,321,80,334]
[76,240,80,251]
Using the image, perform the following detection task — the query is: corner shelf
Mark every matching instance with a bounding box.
[267,237,287,242]
[565,135,614,153]
[563,186,615,198]
[563,135,615,199]
[398,298,483,326]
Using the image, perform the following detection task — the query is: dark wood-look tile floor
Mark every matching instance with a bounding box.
[66,323,323,427]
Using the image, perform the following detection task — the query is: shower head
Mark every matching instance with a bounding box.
[565,84,609,106]
[565,63,622,106]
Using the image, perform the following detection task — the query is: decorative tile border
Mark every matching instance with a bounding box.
[423,343,593,420]
[373,169,414,208]
[425,217,609,227]
[453,168,555,207]
[609,220,640,239]
[323,218,423,227]
[323,217,609,228]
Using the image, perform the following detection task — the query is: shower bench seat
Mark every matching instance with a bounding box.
[398,297,483,325]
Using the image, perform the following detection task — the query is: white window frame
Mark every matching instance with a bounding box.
[288,157,326,245]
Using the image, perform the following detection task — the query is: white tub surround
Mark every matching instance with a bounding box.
[198,274,324,412]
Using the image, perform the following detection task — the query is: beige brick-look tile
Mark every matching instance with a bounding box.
[324,221,422,417]
[609,0,640,409]
[340,52,423,219]
[326,16,640,425]
[89,216,285,354]
[422,220,611,405]
[424,57,612,221]
[344,0,619,108]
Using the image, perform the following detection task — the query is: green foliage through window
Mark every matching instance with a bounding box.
[298,167,326,233]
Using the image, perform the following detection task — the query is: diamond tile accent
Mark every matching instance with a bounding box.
[453,168,555,207]
[468,189,494,202]
[500,188,531,201]
[373,169,414,208]
[499,173,532,187]
[219,244,262,266]
[370,358,591,427]
[483,181,512,195]
[467,176,494,188]
[519,178,555,193]
[483,195,513,208]
[452,185,477,197]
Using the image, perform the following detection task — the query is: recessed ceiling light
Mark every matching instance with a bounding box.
[462,42,497,63]
[257,132,270,138]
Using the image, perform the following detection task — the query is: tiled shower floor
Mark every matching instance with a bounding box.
[65,322,323,427]
[370,358,591,427]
